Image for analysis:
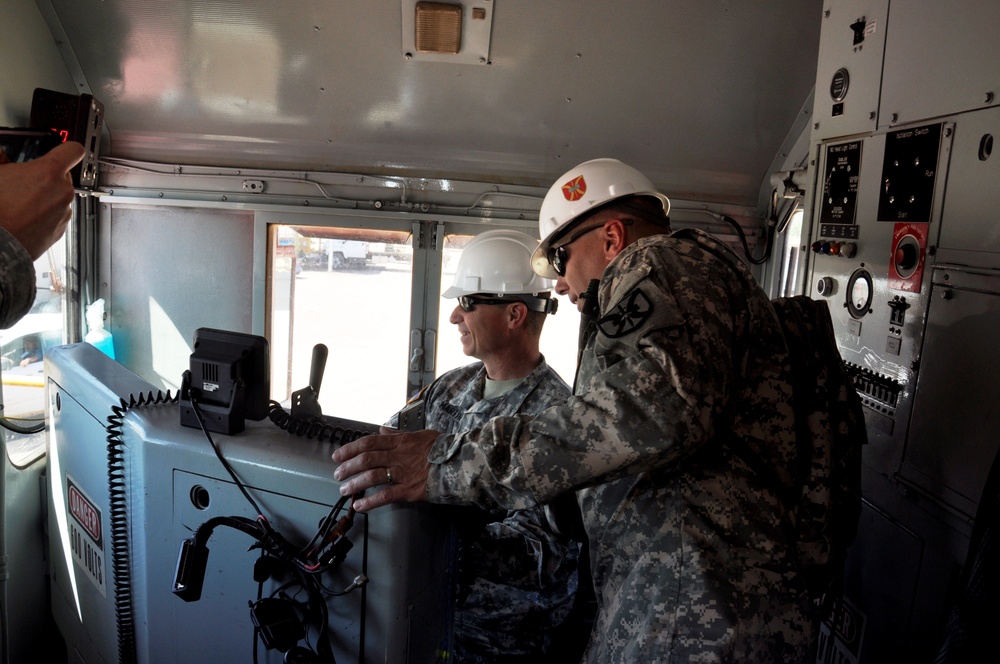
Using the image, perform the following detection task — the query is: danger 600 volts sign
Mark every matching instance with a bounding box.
[67,476,107,598]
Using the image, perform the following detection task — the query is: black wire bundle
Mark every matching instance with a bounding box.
[101,388,364,662]
[185,397,363,662]
[186,497,357,663]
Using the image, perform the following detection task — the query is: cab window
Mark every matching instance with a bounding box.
[268,223,415,425]
[267,222,581,429]
[1,240,69,467]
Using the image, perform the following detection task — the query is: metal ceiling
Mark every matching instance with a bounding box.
[37,0,822,206]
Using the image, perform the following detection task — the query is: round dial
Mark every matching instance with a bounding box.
[846,268,873,319]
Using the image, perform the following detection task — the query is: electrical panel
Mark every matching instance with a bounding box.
[934,105,1000,267]
[806,3,1000,661]
[811,0,889,141]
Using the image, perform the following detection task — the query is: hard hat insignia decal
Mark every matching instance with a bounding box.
[562,175,587,201]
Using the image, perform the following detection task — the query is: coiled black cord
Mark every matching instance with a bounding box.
[267,400,373,446]
[106,389,178,664]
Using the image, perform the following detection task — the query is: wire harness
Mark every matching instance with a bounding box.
[170,396,366,662]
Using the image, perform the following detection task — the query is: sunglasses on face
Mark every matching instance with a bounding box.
[457,295,521,312]
[546,221,607,277]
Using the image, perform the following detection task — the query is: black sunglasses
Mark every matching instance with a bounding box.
[546,221,607,277]
[457,295,521,312]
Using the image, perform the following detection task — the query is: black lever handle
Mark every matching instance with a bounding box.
[309,344,328,397]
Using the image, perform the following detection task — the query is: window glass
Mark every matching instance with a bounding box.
[780,209,805,297]
[268,225,414,425]
[435,233,580,387]
[2,227,69,467]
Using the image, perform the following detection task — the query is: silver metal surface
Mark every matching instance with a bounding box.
[34,0,822,206]
[881,0,1000,127]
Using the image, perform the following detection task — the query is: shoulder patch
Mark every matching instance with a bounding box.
[597,287,652,338]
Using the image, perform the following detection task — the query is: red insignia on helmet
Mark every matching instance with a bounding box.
[562,175,587,201]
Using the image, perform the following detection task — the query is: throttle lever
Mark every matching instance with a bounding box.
[291,343,328,417]
[309,343,328,396]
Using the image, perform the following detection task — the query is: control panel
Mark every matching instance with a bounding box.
[806,5,1000,660]
[807,121,951,473]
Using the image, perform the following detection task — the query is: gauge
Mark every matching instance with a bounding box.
[846,268,873,319]
[831,68,850,102]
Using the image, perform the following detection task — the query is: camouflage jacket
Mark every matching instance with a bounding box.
[397,359,580,663]
[0,227,36,328]
[426,230,814,663]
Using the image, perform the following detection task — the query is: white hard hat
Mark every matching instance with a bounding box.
[443,229,555,301]
[530,158,670,278]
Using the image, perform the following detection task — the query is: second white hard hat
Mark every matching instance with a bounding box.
[443,229,554,299]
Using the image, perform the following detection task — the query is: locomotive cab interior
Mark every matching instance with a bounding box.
[2,1,999,662]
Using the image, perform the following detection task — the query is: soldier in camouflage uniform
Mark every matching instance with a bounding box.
[0,142,84,328]
[335,159,814,662]
[385,229,581,663]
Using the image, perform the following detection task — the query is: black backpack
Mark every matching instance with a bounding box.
[664,230,865,608]
[771,295,866,607]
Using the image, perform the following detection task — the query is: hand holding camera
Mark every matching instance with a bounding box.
[0,137,85,260]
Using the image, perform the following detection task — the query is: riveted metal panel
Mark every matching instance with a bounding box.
[810,0,889,142]
[881,0,1000,129]
[935,106,1000,270]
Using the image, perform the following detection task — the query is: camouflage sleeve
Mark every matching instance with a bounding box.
[0,227,36,328]
[427,242,741,511]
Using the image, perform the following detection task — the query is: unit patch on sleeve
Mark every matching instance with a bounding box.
[598,287,653,338]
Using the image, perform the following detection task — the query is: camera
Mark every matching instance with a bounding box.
[0,88,105,188]
[0,128,63,165]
